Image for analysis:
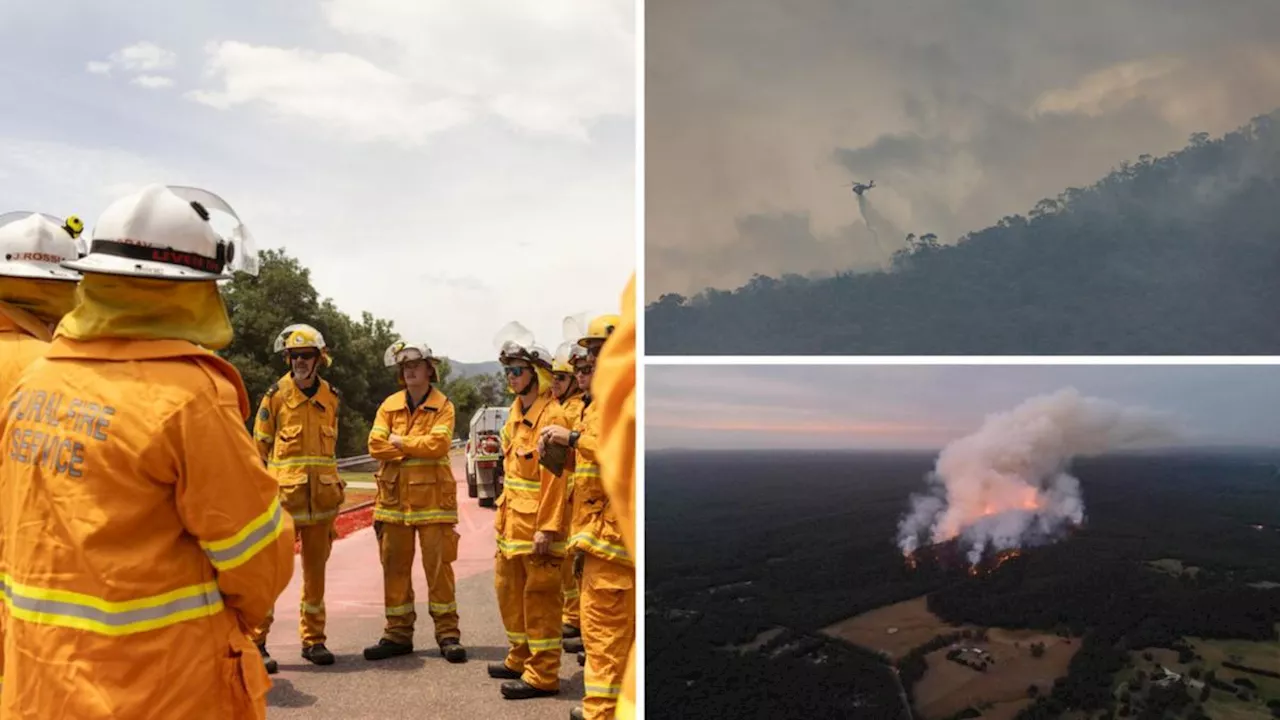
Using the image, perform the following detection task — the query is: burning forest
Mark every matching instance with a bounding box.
[896,389,1178,573]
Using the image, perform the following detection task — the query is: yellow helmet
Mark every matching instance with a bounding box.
[63,215,84,239]
[577,313,621,348]
[274,323,326,353]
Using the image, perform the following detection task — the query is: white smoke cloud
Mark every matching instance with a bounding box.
[897,387,1180,565]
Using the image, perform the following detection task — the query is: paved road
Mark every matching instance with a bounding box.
[264,456,582,720]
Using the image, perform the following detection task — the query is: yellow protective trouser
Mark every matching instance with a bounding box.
[251,521,335,647]
[495,552,564,691]
[378,522,461,645]
[581,554,636,720]
[562,557,581,630]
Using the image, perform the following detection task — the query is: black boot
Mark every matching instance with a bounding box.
[578,651,586,666]
[363,638,414,661]
[570,707,585,720]
[487,662,522,679]
[439,637,467,664]
[562,623,581,639]
[302,643,335,665]
[563,636,584,654]
[258,644,278,675]
[501,679,559,700]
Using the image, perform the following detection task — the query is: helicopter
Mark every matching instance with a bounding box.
[845,180,875,196]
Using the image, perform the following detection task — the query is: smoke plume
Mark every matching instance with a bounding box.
[896,388,1178,565]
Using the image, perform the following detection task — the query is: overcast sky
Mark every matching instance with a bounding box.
[646,365,1280,450]
[645,0,1280,301]
[0,1,634,362]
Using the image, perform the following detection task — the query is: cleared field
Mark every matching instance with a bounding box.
[1115,639,1280,719]
[822,596,975,661]
[913,630,1080,720]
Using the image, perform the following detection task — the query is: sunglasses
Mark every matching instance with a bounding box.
[574,365,595,376]
[503,366,528,377]
[553,373,572,382]
[287,351,319,361]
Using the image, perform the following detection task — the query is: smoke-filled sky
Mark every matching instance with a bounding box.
[646,365,1280,451]
[0,1,634,361]
[645,0,1280,301]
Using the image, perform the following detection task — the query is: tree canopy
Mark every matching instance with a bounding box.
[218,248,511,456]
[647,109,1280,355]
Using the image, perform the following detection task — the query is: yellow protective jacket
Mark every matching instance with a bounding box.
[556,392,585,496]
[0,303,53,701]
[0,336,295,719]
[595,273,638,720]
[0,303,52,399]
[569,397,631,567]
[368,387,458,525]
[253,374,344,526]
[496,394,568,557]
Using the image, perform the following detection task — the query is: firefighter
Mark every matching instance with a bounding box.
[0,184,294,719]
[488,323,570,700]
[541,311,632,720]
[364,340,467,664]
[0,211,83,396]
[0,211,83,695]
[250,323,345,670]
[552,341,588,653]
[594,276,638,720]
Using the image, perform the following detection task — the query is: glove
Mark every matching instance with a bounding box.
[573,549,585,579]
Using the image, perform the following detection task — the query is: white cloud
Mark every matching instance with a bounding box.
[190,0,634,144]
[87,41,178,79]
[131,75,174,89]
[187,42,472,145]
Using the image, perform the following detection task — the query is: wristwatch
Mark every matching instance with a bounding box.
[568,431,580,448]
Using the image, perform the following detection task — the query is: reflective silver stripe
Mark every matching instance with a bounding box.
[2,576,223,637]
[202,501,285,571]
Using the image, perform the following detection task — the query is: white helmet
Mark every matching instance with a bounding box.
[552,340,589,373]
[273,323,327,353]
[0,212,83,282]
[64,184,258,282]
[562,312,589,344]
[494,321,552,370]
[384,340,440,369]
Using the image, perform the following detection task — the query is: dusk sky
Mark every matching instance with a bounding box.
[0,1,634,361]
[646,0,1280,301]
[646,365,1280,450]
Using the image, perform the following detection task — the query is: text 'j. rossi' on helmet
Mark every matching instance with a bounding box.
[274,323,327,354]
[577,313,621,348]
[62,184,259,282]
[384,340,440,369]
[0,212,84,282]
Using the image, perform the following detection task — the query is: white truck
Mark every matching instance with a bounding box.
[465,406,509,507]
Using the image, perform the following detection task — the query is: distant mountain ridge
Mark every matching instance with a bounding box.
[448,360,502,379]
[647,110,1280,355]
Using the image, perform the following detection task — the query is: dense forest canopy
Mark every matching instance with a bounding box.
[646,110,1280,355]
[218,249,511,456]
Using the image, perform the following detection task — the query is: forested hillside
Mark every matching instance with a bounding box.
[647,111,1280,355]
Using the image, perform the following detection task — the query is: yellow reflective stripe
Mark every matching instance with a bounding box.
[570,532,633,565]
[1,574,224,637]
[402,457,450,467]
[254,432,273,443]
[300,602,324,615]
[564,587,580,600]
[430,425,450,436]
[527,636,563,651]
[385,603,414,616]
[497,538,568,555]
[505,477,541,492]
[200,499,286,571]
[575,464,600,477]
[428,601,457,614]
[373,508,459,524]
[268,456,337,469]
[586,684,623,698]
[370,424,390,438]
[506,631,528,644]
